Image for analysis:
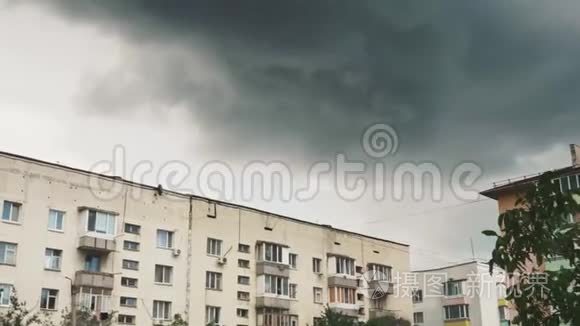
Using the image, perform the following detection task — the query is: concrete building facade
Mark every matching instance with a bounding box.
[412,261,509,326]
[0,151,413,325]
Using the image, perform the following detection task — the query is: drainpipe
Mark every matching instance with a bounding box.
[65,276,76,326]
[184,196,193,323]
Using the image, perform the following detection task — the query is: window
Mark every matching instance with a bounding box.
[155,265,173,284]
[78,288,110,313]
[48,209,64,231]
[40,288,58,310]
[157,230,174,249]
[120,296,137,307]
[124,223,140,235]
[289,253,297,269]
[84,255,101,272]
[44,248,62,271]
[238,275,250,285]
[444,304,469,320]
[444,280,464,296]
[556,174,580,192]
[413,312,424,324]
[313,287,323,303]
[121,277,138,288]
[0,242,17,265]
[123,240,140,251]
[2,201,20,223]
[412,289,423,303]
[289,284,297,299]
[206,306,221,324]
[264,275,289,296]
[237,291,250,301]
[313,258,322,273]
[207,238,222,256]
[264,243,283,263]
[153,300,171,320]
[0,284,13,306]
[206,271,222,290]
[335,256,355,276]
[328,287,355,304]
[87,210,115,235]
[237,308,249,318]
[122,259,139,271]
[238,259,250,268]
[368,264,392,281]
[118,315,136,324]
[238,243,250,253]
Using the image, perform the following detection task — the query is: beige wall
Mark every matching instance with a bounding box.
[0,153,412,325]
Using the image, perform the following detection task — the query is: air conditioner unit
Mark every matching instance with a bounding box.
[217,257,228,265]
[172,248,182,257]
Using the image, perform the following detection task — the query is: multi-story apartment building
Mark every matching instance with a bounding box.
[412,261,509,326]
[480,144,580,271]
[0,151,413,325]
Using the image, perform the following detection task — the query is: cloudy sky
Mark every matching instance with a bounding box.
[1,0,579,269]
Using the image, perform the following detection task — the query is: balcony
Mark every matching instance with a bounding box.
[442,294,468,306]
[367,280,394,298]
[256,296,291,309]
[74,271,114,290]
[256,261,289,277]
[369,309,395,320]
[328,304,359,318]
[328,275,358,288]
[78,235,116,253]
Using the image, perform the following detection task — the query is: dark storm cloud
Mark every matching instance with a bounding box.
[34,0,580,172]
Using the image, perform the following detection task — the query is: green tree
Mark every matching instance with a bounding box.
[365,314,411,326]
[59,307,116,326]
[483,172,580,325]
[0,291,55,326]
[316,306,359,326]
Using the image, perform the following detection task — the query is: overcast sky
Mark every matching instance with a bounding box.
[1,0,579,269]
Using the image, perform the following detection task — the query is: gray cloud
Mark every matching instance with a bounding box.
[32,0,580,173]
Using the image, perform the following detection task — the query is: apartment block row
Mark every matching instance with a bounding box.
[0,151,412,325]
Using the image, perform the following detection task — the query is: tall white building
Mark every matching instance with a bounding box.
[412,261,510,326]
[0,151,413,325]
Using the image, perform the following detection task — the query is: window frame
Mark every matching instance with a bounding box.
[443,304,470,320]
[205,271,223,290]
[289,253,298,269]
[123,240,140,251]
[122,259,139,271]
[1,201,21,223]
[152,300,172,321]
[154,265,173,285]
[206,238,223,256]
[156,229,174,249]
[205,305,221,324]
[118,314,136,325]
[0,242,17,266]
[312,258,322,273]
[120,296,137,308]
[40,288,59,310]
[86,209,116,236]
[44,248,62,271]
[313,287,323,304]
[0,284,13,306]
[124,223,141,235]
[48,209,65,232]
[121,277,138,288]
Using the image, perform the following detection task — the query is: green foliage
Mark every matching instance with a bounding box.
[169,314,188,326]
[59,307,115,326]
[316,306,359,326]
[0,291,55,326]
[365,314,411,326]
[483,172,580,325]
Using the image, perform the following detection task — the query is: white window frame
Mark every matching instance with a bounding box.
[313,287,323,303]
[123,240,140,251]
[155,265,173,285]
[124,223,141,235]
[118,314,136,324]
[48,209,65,232]
[289,283,297,299]
[86,209,116,236]
[206,271,222,290]
[313,258,322,273]
[444,304,470,320]
[238,275,250,285]
[206,238,222,256]
[444,280,464,297]
[2,201,21,223]
[335,256,355,276]
[205,305,221,324]
[120,296,137,307]
[237,308,249,318]
[237,291,250,301]
[265,275,289,296]
[122,259,139,271]
[152,300,171,321]
[156,229,174,249]
[330,287,356,304]
[369,263,392,281]
[264,243,283,263]
[413,312,424,324]
[121,277,138,288]
[289,253,298,269]
[78,288,111,313]
[40,288,58,310]
[0,242,17,265]
[0,284,13,306]
[44,248,62,271]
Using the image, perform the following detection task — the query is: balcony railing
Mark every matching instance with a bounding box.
[78,235,116,253]
[74,270,115,289]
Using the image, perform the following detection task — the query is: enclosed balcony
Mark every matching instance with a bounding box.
[78,235,116,253]
[255,296,291,309]
[74,270,114,290]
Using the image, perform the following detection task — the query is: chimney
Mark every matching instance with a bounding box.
[570,144,580,166]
